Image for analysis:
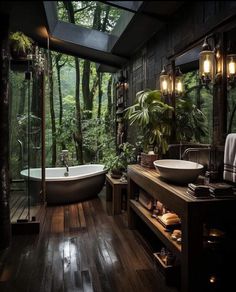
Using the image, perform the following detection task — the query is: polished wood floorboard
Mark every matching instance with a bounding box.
[10,191,42,223]
[0,189,178,292]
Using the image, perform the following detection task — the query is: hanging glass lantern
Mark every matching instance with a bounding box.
[199,37,215,85]
[175,67,183,96]
[160,66,170,96]
[226,54,236,86]
[227,54,236,76]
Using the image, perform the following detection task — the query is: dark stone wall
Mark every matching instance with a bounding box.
[125,1,236,144]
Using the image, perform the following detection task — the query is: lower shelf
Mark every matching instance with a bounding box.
[129,199,181,256]
[153,252,180,286]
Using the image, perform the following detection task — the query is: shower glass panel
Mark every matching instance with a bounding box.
[9,59,43,223]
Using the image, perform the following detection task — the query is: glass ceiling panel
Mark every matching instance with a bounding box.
[57,1,134,36]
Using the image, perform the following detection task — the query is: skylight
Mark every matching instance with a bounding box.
[57,1,133,35]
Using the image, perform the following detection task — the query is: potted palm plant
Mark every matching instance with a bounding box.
[125,89,173,168]
[9,31,33,60]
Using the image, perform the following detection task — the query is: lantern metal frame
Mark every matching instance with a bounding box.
[160,65,184,97]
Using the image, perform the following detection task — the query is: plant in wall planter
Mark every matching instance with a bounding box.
[9,31,33,60]
[125,89,173,168]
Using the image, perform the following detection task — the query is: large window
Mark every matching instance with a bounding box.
[176,70,213,144]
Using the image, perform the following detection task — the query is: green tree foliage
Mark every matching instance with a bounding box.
[44,50,116,166]
[227,86,236,133]
[58,1,121,33]
[179,70,212,144]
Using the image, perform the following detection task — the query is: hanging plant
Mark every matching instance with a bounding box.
[9,31,33,60]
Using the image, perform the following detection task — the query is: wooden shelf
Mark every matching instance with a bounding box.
[127,164,236,292]
[115,77,128,149]
[130,199,181,256]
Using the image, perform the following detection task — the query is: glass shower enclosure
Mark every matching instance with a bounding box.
[9,56,44,224]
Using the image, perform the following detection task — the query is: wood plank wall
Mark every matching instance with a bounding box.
[0,14,11,249]
[125,1,236,145]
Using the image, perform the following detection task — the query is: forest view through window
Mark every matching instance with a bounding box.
[177,70,213,144]
[57,1,133,35]
[45,51,115,167]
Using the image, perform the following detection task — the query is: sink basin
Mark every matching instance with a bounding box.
[153,159,204,184]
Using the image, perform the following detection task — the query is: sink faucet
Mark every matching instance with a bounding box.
[61,150,69,174]
[182,147,211,167]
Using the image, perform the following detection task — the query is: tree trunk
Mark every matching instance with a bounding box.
[74,58,83,164]
[82,2,103,119]
[18,82,27,115]
[82,60,92,118]
[64,1,83,164]
[102,5,110,32]
[49,51,57,166]
[31,70,40,116]
[105,75,112,131]
[97,72,103,119]
[55,53,66,150]
[0,14,11,249]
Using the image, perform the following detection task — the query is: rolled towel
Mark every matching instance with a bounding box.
[223,133,236,183]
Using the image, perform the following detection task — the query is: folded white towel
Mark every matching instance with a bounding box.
[223,133,236,183]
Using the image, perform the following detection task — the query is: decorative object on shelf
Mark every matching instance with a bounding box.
[153,250,180,286]
[171,229,182,244]
[157,212,181,230]
[140,153,158,168]
[9,31,33,60]
[138,189,153,210]
[125,89,173,165]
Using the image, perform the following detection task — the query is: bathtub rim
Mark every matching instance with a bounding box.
[20,164,107,182]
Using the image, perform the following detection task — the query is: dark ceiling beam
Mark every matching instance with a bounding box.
[102,1,169,23]
[43,1,58,33]
[101,1,143,13]
[96,63,119,73]
[110,13,163,57]
[48,36,126,69]
[53,21,111,52]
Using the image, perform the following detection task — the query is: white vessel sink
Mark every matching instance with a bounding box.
[153,159,204,184]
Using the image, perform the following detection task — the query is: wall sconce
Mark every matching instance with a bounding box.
[160,66,183,97]
[160,66,170,96]
[199,37,216,85]
[175,67,183,96]
[227,54,236,85]
[199,36,236,87]
[117,71,128,90]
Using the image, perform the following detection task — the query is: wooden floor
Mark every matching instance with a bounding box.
[10,191,42,223]
[0,189,177,292]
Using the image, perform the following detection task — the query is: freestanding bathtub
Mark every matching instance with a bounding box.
[20,164,107,205]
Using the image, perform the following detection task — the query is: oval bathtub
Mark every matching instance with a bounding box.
[20,164,107,205]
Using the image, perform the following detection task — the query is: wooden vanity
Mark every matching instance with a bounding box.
[127,164,236,292]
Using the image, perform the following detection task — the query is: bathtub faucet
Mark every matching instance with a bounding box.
[61,150,69,174]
